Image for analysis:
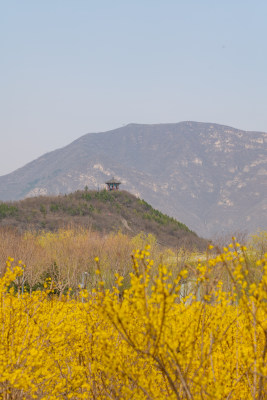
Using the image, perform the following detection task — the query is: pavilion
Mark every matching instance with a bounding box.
[105,177,121,191]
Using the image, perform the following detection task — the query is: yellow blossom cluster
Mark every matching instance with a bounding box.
[0,245,267,399]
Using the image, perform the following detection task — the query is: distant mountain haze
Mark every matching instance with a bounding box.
[0,122,266,237]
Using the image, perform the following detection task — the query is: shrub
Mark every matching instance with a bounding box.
[1,242,267,399]
[50,203,60,212]
[0,203,18,219]
[94,190,114,202]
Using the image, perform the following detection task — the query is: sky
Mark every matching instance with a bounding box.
[1,0,267,176]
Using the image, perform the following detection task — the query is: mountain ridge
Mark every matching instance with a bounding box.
[0,121,266,237]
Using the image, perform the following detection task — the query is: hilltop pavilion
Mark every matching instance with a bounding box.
[105,177,121,191]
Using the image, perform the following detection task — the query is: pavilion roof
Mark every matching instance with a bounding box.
[105,177,121,184]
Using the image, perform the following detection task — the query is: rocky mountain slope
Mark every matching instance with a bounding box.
[0,122,266,237]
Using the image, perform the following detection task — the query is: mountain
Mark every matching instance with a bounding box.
[0,189,207,250]
[0,121,266,237]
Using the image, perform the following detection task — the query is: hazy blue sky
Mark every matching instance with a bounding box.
[1,0,267,176]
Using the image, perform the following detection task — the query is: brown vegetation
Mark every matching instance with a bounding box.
[0,189,208,250]
[0,226,184,295]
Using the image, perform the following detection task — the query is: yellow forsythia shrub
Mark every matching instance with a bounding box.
[0,245,267,399]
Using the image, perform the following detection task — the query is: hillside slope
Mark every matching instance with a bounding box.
[0,190,208,250]
[0,121,266,236]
